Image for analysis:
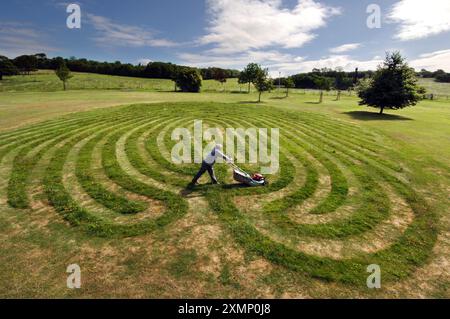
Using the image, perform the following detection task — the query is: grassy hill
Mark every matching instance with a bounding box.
[2,70,450,97]
[0,70,249,93]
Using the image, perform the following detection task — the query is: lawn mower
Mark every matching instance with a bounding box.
[228,162,268,187]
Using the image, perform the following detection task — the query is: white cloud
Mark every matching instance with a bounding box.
[199,0,341,54]
[180,48,450,75]
[268,55,382,76]
[410,49,450,71]
[0,22,58,58]
[388,0,450,41]
[137,58,153,65]
[87,14,177,48]
[179,50,382,76]
[329,43,361,53]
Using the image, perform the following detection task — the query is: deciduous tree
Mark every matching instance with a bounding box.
[13,55,38,75]
[0,55,19,80]
[285,77,295,97]
[240,63,262,93]
[212,68,227,91]
[254,68,273,103]
[175,67,202,92]
[55,61,73,90]
[314,77,332,103]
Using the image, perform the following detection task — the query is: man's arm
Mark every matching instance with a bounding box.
[217,150,233,163]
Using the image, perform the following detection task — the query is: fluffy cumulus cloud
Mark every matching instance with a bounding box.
[87,14,176,48]
[388,0,450,41]
[410,49,450,71]
[200,0,341,54]
[329,43,361,53]
[178,0,353,75]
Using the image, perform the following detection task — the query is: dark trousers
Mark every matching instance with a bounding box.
[192,161,218,184]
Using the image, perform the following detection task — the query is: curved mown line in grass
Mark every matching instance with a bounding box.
[206,185,434,285]
[101,123,189,232]
[220,114,349,216]
[275,109,394,156]
[75,117,154,215]
[43,114,188,237]
[0,117,95,146]
[222,115,390,239]
[268,115,408,185]
[200,105,436,284]
[195,116,295,196]
[268,111,404,172]
[145,118,200,177]
[140,116,244,187]
[3,101,436,284]
[285,116,403,173]
[125,117,194,188]
[0,120,95,164]
[6,117,111,208]
[155,115,297,196]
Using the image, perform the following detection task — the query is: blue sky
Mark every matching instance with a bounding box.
[1,0,449,75]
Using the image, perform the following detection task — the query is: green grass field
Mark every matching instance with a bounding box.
[0,72,449,298]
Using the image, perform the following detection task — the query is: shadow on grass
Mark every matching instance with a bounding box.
[238,100,263,104]
[181,182,250,196]
[344,111,414,121]
[269,96,288,100]
[230,90,250,94]
[221,183,251,190]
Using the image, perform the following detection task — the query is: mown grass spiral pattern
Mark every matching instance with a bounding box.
[0,102,437,286]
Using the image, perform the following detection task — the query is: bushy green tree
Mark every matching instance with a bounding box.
[175,67,202,92]
[144,62,178,79]
[13,55,38,75]
[334,68,353,100]
[285,77,295,97]
[254,68,273,102]
[212,68,227,90]
[240,63,262,93]
[55,61,73,90]
[358,52,423,114]
[435,73,450,83]
[314,76,332,103]
[238,71,250,92]
[0,56,19,80]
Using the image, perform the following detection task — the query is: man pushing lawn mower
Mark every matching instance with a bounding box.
[190,144,267,187]
[190,144,231,185]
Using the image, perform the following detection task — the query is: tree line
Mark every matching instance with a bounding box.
[0,53,239,83]
[417,69,450,83]
[273,67,450,91]
[0,53,243,92]
[272,68,374,92]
